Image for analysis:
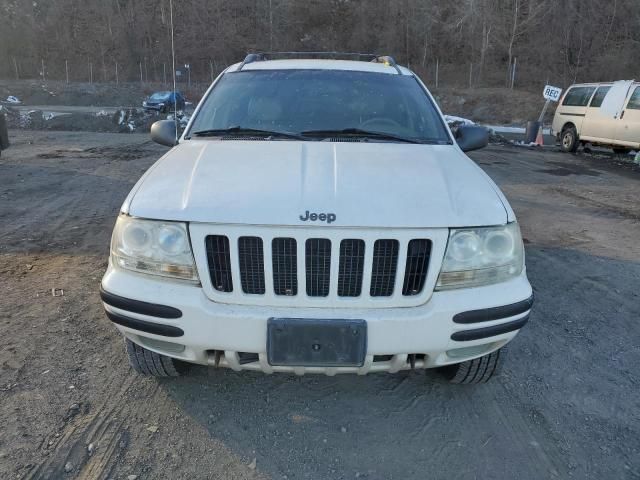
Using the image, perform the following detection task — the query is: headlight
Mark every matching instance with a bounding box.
[436,222,524,290]
[111,216,199,283]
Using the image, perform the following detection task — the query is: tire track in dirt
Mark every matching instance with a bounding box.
[26,373,158,480]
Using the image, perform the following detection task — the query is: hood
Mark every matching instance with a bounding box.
[125,140,507,228]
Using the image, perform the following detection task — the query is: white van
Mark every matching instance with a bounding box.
[551,81,640,153]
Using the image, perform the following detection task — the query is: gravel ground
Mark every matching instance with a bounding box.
[0,130,639,480]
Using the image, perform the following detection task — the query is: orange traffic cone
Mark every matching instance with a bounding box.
[534,126,544,146]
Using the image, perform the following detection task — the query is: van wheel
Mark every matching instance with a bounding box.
[613,147,630,155]
[560,126,578,153]
[125,338,189,377]
[438,348,503,384]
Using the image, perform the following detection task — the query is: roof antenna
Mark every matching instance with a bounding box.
[169,0,178,144]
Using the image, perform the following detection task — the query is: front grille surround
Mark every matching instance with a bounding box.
[194,226,446,309]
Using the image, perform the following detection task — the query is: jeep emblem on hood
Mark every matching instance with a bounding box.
[299,210,336,224]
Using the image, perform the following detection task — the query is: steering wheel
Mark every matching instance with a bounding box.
[360,117,403,130]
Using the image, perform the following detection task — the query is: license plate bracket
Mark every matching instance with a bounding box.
[267,318,367,367]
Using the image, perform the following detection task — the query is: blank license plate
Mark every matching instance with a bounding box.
[267,318,367,367]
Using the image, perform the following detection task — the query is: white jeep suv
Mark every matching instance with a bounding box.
[100,53,533,383]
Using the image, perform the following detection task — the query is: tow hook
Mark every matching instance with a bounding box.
[214,350,222,367]
[408,354,416,369]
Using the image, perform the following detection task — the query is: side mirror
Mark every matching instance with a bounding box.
[455,125,488,152]
[150,120,177,147]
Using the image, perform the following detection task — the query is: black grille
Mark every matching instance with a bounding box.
[272,238,297,296]
[238,352,260,364]
[338,239,365,297]
[370,239,399,297]
[238,236,265,294]
[205,235,233,292]
[220,136,265,141]
[328,137,364,142]
[305,238,331,297]
[206,234,432,301]
[402,239,432,296]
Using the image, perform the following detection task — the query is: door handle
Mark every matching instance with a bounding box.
[620,110,625,119]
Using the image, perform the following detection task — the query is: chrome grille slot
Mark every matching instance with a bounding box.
[338,239,365,297]
[402,239,432,296]
[272,237,298,296]
[205,235,233,292]
[305,238,331,297]
[370,239,399,297]
[238,236,265,294]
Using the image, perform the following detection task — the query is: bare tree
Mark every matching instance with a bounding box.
[0,0,635,90]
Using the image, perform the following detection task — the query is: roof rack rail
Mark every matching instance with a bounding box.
[235,52,403,74]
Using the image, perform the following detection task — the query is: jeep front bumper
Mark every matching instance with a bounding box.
[100,264,533,375]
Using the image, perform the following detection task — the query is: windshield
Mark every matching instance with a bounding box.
[150,92,171,101]
[188,69,451,143]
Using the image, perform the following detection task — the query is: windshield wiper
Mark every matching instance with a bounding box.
[189,126,308,141]
[300,128,427,144]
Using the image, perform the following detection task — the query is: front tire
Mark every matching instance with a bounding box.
[125,338,189,377]
[560,126,579,153]
[438,348,503,384]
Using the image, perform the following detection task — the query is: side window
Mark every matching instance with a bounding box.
[562,86,596,107]
[626,87,640,110]
[589,86,611,108]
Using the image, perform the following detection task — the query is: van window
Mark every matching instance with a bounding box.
[562,86,596,107]
[627,87,640,110]
[589,86,611,108]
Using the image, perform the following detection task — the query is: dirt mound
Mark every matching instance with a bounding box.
[45,112,122,132]
[0,80,146,107]
[2,106,184,134]
[487,129,512,145]
[433,87,553,126]
[2,79,550,126]
[0,79,205,108]
[0,104,27,127]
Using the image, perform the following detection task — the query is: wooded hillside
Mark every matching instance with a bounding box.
[1,0,637,89]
